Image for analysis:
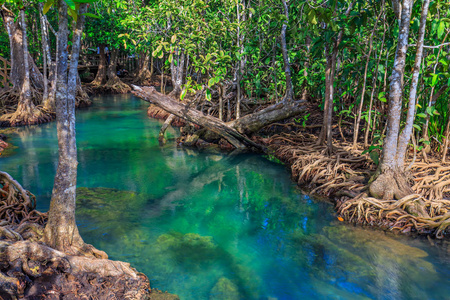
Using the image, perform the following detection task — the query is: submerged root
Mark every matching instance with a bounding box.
[337,194,450,238]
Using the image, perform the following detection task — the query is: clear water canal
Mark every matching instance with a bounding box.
[1,94,449,300]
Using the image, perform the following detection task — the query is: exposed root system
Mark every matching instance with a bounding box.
[266,131,450,238]
[410,161,450,200]
[89,80,131,95]
[337,194,450,238]
[268,132,372,197]
[0,172,179,299]
[0,171,47,242]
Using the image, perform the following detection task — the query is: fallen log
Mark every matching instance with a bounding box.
[131,85,307,151]
[132,85,264,151]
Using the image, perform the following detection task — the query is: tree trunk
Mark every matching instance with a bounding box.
[91,44,107,85]
[280,0,294,102]
[317,2,354,153]
[0,5,43,91]
[370,0,429,200]
[133,51,153,84]
[8,8,43,126]
[169,50,185,98]
[105,49,130,93]
[353,6,383,148]
[365,13,386,148]
[43,1,88,255]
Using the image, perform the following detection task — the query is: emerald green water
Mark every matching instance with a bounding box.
[1,94,449,299]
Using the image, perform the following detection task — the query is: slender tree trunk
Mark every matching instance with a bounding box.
[43,1,88,254]
[365,13,386,147]
[353,6,383,148]
[91,44,107,85]
[38,4,48,104]
[134,51,153,84]
[0,5,43,91]
[169,50,184,98]
[302,36,311,100]
[280,0,294,102]
[422,32,449,153]
[8,7,43,126]
[317,2,355,152]
[370,0,430,200]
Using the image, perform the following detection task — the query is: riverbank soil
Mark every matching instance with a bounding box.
[142,91,450,238]
[0,171,179,299]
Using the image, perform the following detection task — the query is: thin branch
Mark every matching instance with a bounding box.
[408,42,450,49]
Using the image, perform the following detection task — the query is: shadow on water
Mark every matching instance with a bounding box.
[1,94,449,299]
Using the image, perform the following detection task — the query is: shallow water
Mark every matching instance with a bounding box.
[1,94,449,300]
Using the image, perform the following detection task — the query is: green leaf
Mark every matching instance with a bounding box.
[206,89,211,101]
[431,74,438,86]
[168,54,173,63]
[369,151,379,166]
[180,89,187,101]
[437,21,446,39]
[171,34,177,44]
[82,13,101,19]
[416,112,427,118]
[413,124,422,131]
[43,0,54,14]
[65,0,76,10]
[208,78,215,87]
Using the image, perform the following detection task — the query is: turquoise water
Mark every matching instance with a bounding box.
[1,94,449,300]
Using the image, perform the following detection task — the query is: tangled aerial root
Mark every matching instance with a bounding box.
[89,81,131,95]
[410,160,450,200]
[266,131,450,238]
[0,171,47,241]
[337,194,450,238]
[268,132,373,197]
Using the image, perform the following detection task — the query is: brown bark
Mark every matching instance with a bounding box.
[133,85,269,150]
[91,44,107,85]
[280,0,294,102]
[353,5,383,148]
[370,0,429,200]
[0,5,43,91]
[7,7,44,126]
[43,1,88,255]
[133,51,153,84]
[318,2,355,153]
[133,85,306,150]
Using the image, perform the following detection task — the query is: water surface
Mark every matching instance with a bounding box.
[1,94,449,299]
